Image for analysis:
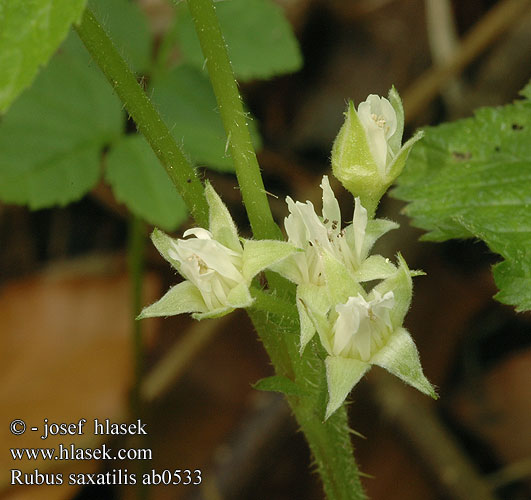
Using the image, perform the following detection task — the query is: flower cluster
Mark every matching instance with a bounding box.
[139,89,434,420]
[273,176,435,418]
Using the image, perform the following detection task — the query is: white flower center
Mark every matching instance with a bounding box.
[282,176,367,285]
[358,95,397,176]
[168,228,244,310]
[331,291,395,361]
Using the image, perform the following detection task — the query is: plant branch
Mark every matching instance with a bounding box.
[75,8,209,228]
[185,0,281,241]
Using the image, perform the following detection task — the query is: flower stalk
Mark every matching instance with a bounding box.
[186,0,282,241]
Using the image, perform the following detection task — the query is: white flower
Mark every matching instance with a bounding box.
[139,183,298,320]
[279,176,367,285]
[357,95,398,177]
[167,227,245,311]
[302,254,436,419]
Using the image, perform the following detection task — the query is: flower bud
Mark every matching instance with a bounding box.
[331,88,422,216]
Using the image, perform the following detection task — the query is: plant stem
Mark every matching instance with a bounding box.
[185,1,366,497]
[186,0,281,241]
[75,8,209,228]
[250,306,366,499]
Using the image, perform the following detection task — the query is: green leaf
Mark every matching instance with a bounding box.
[105,135,188,231]
[0,34,123,208]
[176,0,302,81]
[89,0,151,73]
[151,64,261,171]
[253,375,307,397]
[393,88,531,311]
[0,0,87,113]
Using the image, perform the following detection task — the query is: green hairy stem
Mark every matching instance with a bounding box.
[75,8,209,228]
[186,0,282,241]
[187,0,366,497]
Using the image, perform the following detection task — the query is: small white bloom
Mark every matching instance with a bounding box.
[139,183,298,320]
[305,255,436,420]
[357,95,398,176]
[167,228,244,311]
[274,175,368,286]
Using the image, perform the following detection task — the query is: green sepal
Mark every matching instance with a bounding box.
[354,255,397,283]
[138,281,207,319]
[297,283,330,354]
[331,100,379,203]
[322,251,364,305]
[325,356,370,420]
[242,239,299,283]
[362,218,399,257]
[371,253,414,328]
[227,281,254,308]
[205,181,241,253]
[253,375,308,397]
[192,306,234,321]
[371,327,437,399]
[150,227,181,271]
[269,253,303,284]
[386,130,424,183]
[299,289,333,355]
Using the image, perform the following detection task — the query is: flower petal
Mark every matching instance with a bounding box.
[321,175,341,234]
[352,197,368,262]
[241,239,299,283]
[137,281,207,318]
[325,356,370,420]
[387,86,404,156]
[357,95,396,176]
[205,181,241,253]
[370,327,437,399]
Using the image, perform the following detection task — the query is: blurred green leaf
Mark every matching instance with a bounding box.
[393,86,531,311]
[0,0,87,113]
[105,135,188,231]
[176,0,302,81]
[0,35,123,209]
[151,64,261,171]
[89,0,151,73]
